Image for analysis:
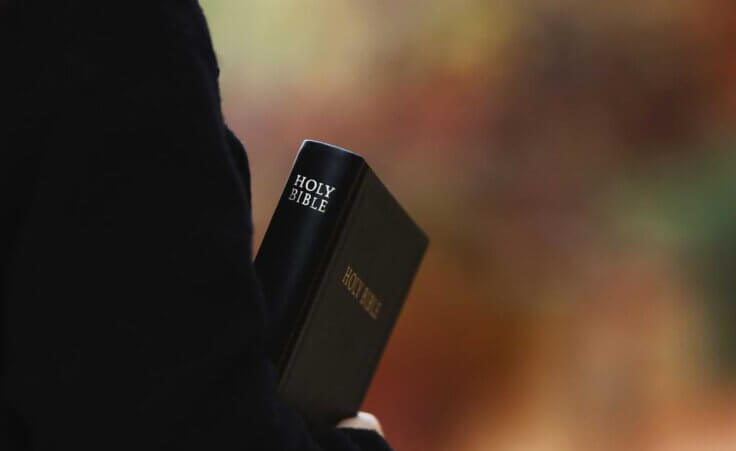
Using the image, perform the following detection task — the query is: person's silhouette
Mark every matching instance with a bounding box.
[2,2,389,450]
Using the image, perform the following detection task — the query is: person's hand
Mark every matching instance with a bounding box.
[336,411,384,437]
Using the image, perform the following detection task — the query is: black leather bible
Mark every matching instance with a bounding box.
[255,140,428,424]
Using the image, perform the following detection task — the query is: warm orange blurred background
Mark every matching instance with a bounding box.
[201,1,736,449]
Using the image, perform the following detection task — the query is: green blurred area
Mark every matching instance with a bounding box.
[201,1,736,449]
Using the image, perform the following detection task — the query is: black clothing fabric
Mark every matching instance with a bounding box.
[1,2,392,450]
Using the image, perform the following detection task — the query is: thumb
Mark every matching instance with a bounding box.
[336,411,384,437]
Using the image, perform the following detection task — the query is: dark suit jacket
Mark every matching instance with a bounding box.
[1,2,392,450]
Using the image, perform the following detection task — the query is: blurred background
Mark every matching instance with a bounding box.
[200,1,736,449]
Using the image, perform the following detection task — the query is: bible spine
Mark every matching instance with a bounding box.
[254,140,366,370]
